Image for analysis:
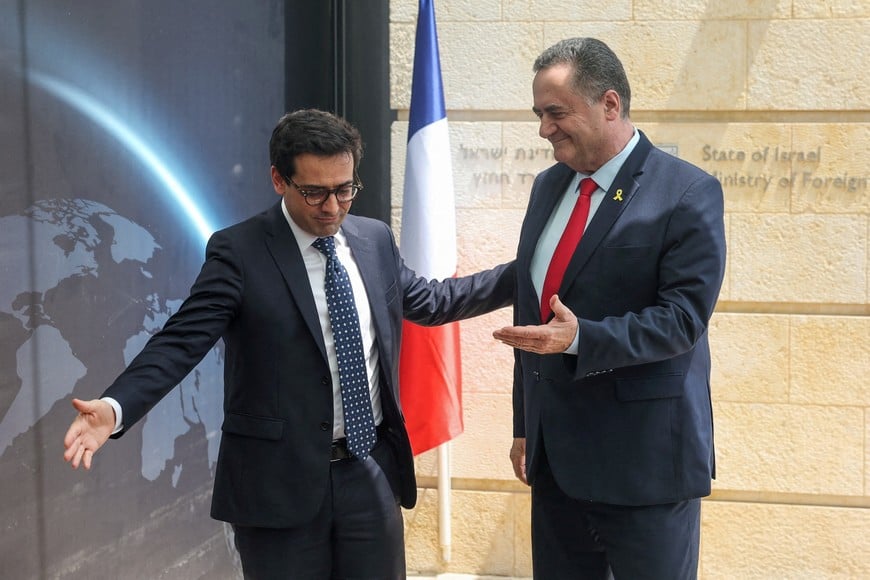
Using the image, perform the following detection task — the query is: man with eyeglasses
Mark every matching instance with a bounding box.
[63,109,515,579]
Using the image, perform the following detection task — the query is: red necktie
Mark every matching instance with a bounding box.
[540,177,597,322]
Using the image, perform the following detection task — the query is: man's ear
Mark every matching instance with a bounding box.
[271,166,286,195]
[602,89,621,120]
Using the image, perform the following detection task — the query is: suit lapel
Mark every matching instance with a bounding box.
[558,133,654,296]
[517,164,575,317]
[262,202,328,360]
[340,217,393,351]
[342,217,403,405]
[518,165,575,267]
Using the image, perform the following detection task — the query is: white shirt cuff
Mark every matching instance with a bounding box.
[564,324,580,355]
[100,396,123,434]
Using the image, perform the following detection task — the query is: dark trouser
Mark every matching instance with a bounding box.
[532,454,701,580]
[232,439,405,580]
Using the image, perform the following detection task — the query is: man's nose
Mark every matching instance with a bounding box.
[538,117,554,139]
[321,192,341,212]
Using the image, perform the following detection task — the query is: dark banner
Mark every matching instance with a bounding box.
[0,1,284,577]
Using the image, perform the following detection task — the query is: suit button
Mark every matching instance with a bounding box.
[319,422,330,431]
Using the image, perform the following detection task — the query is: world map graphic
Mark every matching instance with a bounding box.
[0,199,223,480]
[0,197,243,577]
[0,198,224,482]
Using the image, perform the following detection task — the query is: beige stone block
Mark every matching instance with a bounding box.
[392,0,504,22]
[503,0,630,21]
[635,0,792,19]
[455,207,524,271]
[729,214,866,304]
[794,0,870,18]
[450,491,526,577]
[701,501,870,579]
[459,308,515,395]
[708,313,789,403]
[390,0,415,22]
[502,122,557,209]
[544,21,747,111]
[713,402,864,495]
[440,22,542,110]
[390,23,416,109]
[512,492,533,577]
[866,408,870,496]
[747,21,870,110]
[404,487,444,574]
[413,444,439,478]
[638,123,793,213]
[449,123,509,210]
[450,392,517,480]
[790,316,870,406]
[405,490,519,576]
[391,22,542,110]
[791,125,870,215]
[390,122,407,209]
[438,0,502,20]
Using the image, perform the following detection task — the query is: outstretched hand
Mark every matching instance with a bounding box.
[63,398,115,470]
[492,295,578,354]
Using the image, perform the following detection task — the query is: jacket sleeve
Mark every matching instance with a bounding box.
[381,219,515,324]
[573,171,726,379]
[102,230,242,432]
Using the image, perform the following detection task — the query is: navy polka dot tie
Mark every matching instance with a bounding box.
[312,236,377,459]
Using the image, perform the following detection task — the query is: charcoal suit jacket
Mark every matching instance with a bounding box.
[513,131,726,505]
[104,201,514,527]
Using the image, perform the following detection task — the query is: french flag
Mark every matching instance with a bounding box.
[399,0,462,456]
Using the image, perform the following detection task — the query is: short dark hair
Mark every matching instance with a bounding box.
[533,37,632,118]
[269,109,363,180]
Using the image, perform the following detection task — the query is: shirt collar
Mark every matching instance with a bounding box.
[583,128,640,191]
[280,198,347,252]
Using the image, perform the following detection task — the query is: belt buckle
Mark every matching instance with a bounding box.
[330,439,352,462]
[331,425,388,462]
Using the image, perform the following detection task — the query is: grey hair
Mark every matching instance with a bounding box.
[533,37,631,118]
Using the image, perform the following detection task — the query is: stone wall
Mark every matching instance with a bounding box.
[389,1,869,577]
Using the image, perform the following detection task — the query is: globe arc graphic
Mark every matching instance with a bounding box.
[28,71,216,245]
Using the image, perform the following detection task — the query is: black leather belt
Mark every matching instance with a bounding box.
[331,423,388,462]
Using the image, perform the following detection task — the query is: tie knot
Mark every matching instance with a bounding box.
[579,178,597,198]
[312,236,336,258]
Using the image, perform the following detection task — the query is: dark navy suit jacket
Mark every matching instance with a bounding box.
[513,131,726,505]
[104,202,514,527]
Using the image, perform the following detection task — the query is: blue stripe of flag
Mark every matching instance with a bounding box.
[408,0,446,140]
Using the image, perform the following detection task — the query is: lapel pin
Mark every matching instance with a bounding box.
[613,189,624,202]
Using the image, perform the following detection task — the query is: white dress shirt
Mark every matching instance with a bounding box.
[281,200,384,440]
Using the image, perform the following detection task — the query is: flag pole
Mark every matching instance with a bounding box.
[438,441,452,562]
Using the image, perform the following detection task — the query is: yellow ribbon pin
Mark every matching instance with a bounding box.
[613,189,623,202]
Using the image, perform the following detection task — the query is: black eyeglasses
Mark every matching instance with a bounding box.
[286,177,363,206]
